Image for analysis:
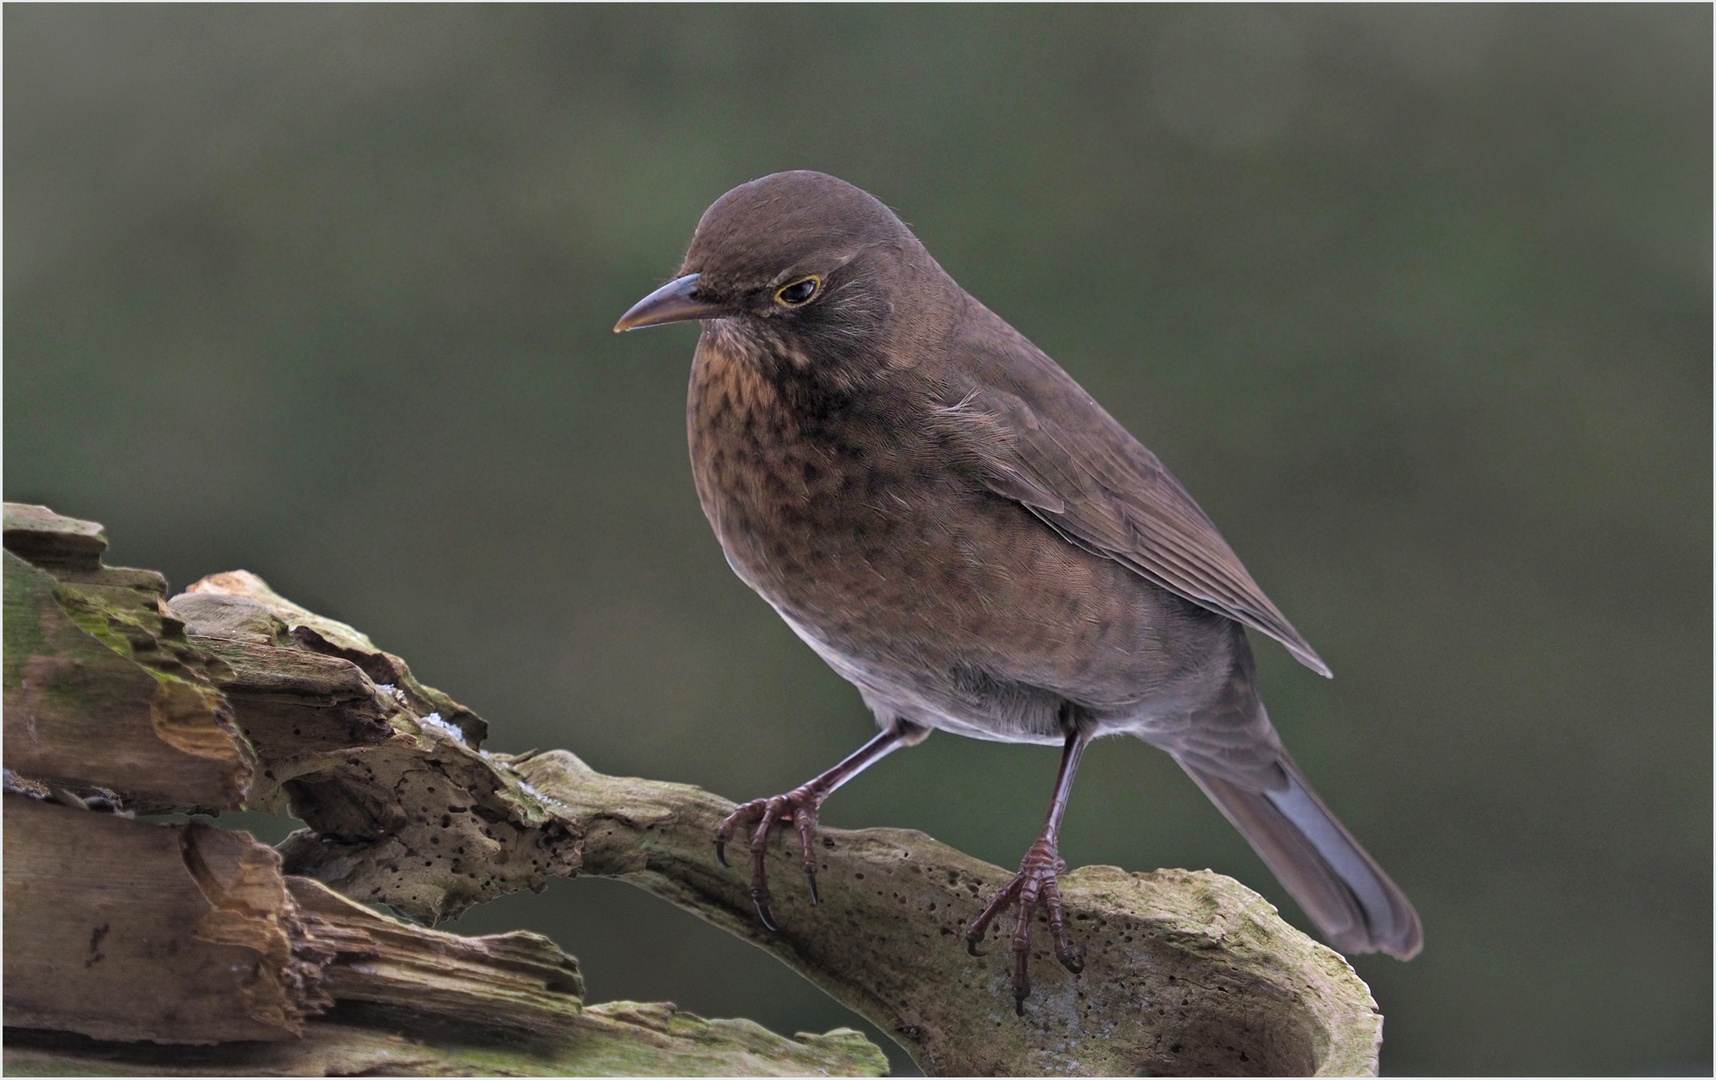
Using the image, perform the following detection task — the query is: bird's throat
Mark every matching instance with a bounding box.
[685,332,896,604]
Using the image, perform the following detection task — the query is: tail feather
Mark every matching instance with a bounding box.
[1180,753,1423,960]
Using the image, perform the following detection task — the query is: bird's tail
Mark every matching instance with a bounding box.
[1179,752,1423,959]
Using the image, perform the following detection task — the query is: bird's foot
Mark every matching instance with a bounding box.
[714,784,826,932]
[964,837,1083,1015]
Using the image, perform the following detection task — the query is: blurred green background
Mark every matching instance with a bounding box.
[5,6,1709,1075]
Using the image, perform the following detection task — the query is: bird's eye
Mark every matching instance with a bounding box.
[773,276,822,308]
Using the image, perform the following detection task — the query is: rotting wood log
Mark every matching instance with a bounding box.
[4,506,885,1077]
[3,504,1386,1075]
[3,792,884,1076]
[4,796,320,1044]
[176,565,1384,1075]
[3,795,587,1044]
[3,1005,887,1078]
[3,505,253,813]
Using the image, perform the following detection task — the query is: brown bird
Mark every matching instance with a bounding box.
[615,170,1422,1011]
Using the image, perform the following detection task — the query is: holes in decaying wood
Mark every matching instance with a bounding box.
[277,733,1327,1073]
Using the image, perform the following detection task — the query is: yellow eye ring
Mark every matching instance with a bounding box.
[773,275,823,308]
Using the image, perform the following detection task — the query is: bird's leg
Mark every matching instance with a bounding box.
[715,719,919,931]
[964,726,1090,1014]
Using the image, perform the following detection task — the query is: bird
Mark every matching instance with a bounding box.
[614,170,1422,1011]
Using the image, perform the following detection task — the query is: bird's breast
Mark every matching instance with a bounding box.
[686,334,914,610]
[683,331,1233,736]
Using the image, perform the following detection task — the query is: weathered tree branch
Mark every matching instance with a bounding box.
[2,505,253,813]
[3,795,882,1076]
[3,504,1384,1075]
[3,505,885,1076]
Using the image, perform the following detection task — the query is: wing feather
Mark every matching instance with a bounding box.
[932,372,1331,678]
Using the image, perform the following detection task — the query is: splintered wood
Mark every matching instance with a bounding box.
[4,797,316,1043]
[3,505,253,813]
[2,504,885,1077]
[2,502,1382,1076]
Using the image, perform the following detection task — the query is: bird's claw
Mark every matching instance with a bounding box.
[753,895,780,933]
[963,836,1081,1012]
[1058,950,1085,975]
[715,785,826,930]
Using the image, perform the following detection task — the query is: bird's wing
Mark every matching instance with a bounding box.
[930,377,1331,677]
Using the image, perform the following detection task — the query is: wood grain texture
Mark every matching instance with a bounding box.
[2,502,1384,1075]
[2,798,318,1043]
[2,796,883,1075]
[3,506,253,813]
[178,567,1384,1076]
[4,1008,887,1077]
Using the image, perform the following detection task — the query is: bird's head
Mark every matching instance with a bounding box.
[615,172,952,381]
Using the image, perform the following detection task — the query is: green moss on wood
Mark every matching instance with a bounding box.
[6,505,1386,1076]
[3,1008,889,1077]
[4,520,254,812]
[4,551,52,695]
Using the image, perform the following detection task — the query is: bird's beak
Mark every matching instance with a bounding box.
[613,273,726,332]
